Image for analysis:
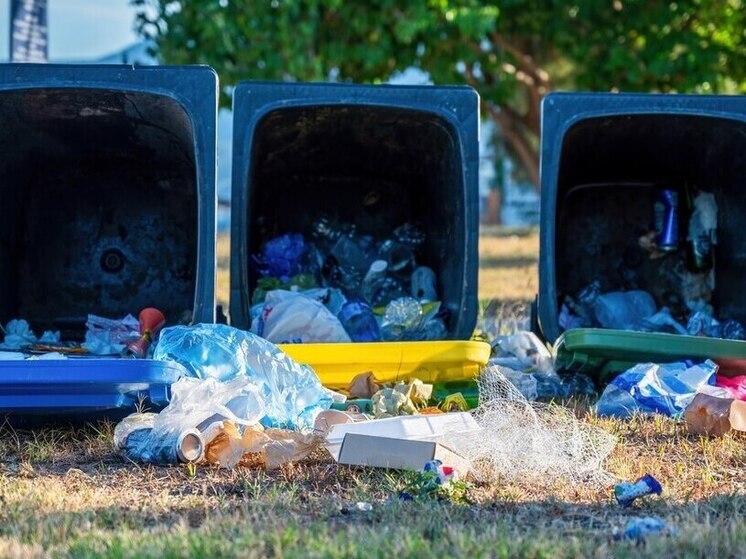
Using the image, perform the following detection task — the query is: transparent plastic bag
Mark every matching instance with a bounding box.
[593,290,657,330]
[114,376,266,464]
[153,324,333,430]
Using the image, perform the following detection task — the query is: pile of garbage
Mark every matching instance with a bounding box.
[559,190,746,340]
[595,357,746,437]
[0,308,167,358]
[249,219,448,343]
[490,331,596,400]
[560,280,745,340]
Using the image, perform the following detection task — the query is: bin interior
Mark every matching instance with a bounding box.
[0,88,198,339]
[246,104,465,333]
[556,113,746,327]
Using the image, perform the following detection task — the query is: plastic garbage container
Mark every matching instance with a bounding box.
[0,64,218,339]
[229,82,480,340]
[538,92,746,345]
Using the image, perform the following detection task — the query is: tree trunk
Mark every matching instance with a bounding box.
[485,188,502,225]
[485,102,541,190]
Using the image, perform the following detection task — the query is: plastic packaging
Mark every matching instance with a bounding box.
[715,374,746,400]
[493,331,554,374]
[0,319,38,350]
[616,517,676,541]
[382,297,423,339]
[378,240,415,279]
[153,324,333,429]
[114,376,266,464]
[643,307,687,335]
[687,191,717,272]
[614,474,662,507]
[498,366,539,401]
[254,233,306,279]
[331,236,371,274]
[251,290,351,344]
[411,266,438,302]
[596,360,718,418]
[82,313,140,355]
[684,392,746,436]
[593,290,657,330]
[338,300,381,342]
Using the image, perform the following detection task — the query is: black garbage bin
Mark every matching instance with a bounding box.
[229,82,480,339]
[0,64,218,338]
[538,92,746,344]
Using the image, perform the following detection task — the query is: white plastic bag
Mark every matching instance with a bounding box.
[252,290,351,344]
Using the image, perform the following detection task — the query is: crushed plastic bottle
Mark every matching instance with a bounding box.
[378,239,415,279]
[381,297,423,340]
[338,300,382,342]
[364,276,407,308]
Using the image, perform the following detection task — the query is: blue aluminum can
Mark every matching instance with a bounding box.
[654,189,679,252]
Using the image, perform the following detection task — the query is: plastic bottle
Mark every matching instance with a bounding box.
[381,297,423,340]
[378,240,415,279]
[363,260,388,286]
[338,300,382,342]
[411,266,438,302]
[331,236,371,273]
[364,276,407,308]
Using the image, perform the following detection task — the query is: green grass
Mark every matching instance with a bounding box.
[2,412,746,558]
[2,228,745,557]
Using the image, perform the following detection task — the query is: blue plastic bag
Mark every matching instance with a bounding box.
[153,324,332,430]
[254,233,306,280]
[596,360,717,418]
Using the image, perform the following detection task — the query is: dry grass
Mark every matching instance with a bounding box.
[478,227,539,303]
[2,227,744,557]
[1,414,745,558]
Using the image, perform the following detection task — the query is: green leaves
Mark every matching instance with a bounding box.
[132,0,746,184]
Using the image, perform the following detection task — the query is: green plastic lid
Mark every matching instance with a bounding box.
[554,328,746,383]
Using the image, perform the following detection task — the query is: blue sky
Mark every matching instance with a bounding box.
[0,0,140,61]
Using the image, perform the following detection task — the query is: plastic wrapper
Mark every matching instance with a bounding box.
[114,376,266,465]
[596,360,718,418]
[153,324,333,430]
[593,290,657,330]
[251,290,351,344]
[643,307,687,334]
[684,392,746,437]
[82,313,140,355]
[498,366,539,401]
[254,233,306,279]
[715,375,746,401]
[493,331,554,374]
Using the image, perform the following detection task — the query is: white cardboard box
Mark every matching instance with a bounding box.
[324,412,481,460]
[337,433,471,478]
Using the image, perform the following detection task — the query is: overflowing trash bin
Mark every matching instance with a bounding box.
[229,82,480,342]
[0,64,218,419]
[538,93,746,348]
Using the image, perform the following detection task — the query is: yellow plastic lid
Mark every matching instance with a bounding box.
[278,340,491,389]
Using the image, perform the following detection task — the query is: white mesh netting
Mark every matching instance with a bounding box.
[442,365,617,483]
